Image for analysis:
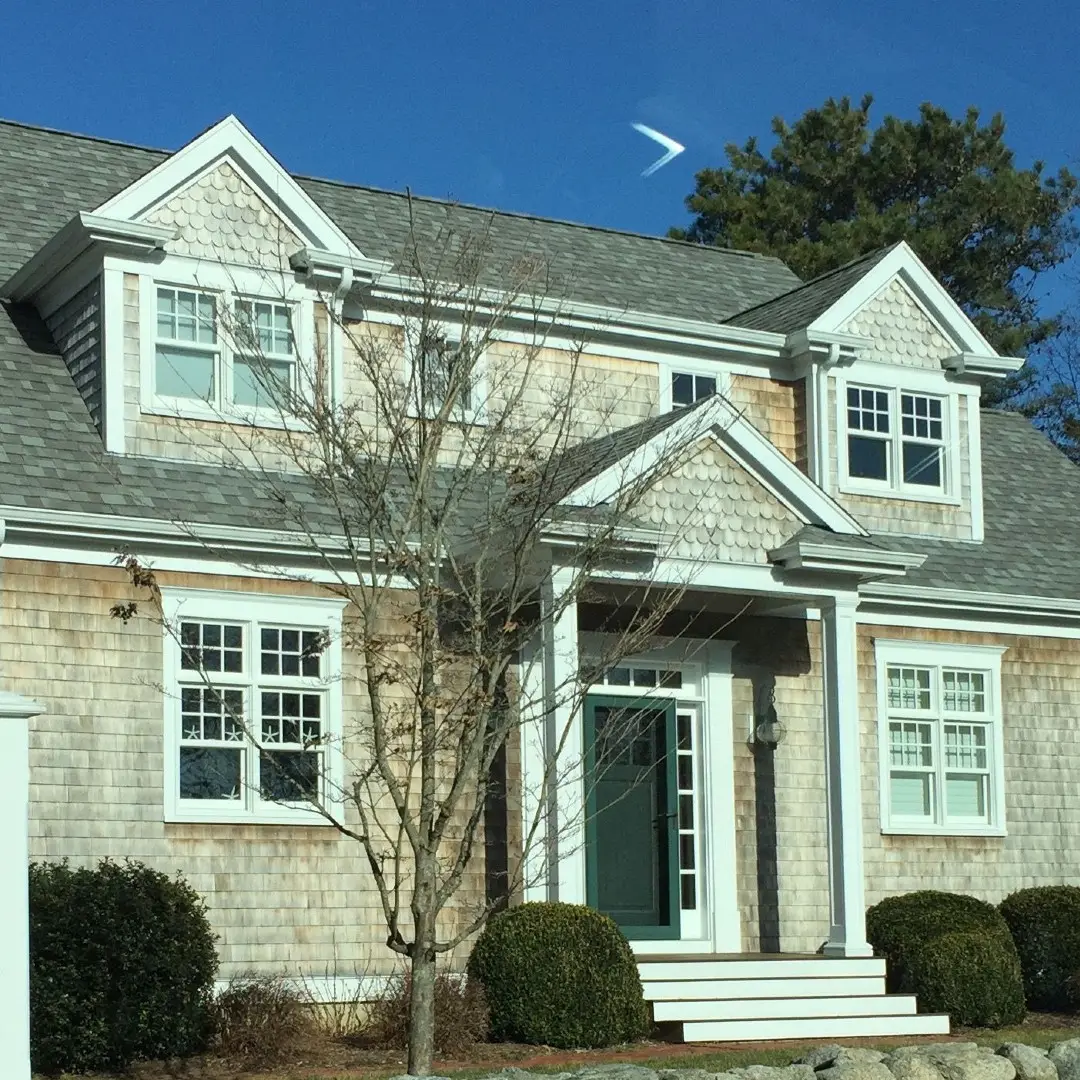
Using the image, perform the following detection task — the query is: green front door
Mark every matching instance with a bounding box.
[584,695,680,939]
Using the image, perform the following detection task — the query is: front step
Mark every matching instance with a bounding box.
[637,954,950,1043]
[681,1013,951,1043]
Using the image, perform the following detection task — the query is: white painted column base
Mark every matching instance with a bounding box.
[0,691,43,1080]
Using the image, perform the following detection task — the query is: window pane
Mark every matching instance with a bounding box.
[659,669,683,690]
[887,666,932,710]
[944,723,988,769]
[679,792,694,830]
[903,442,942,486]
[156,346,215,401]
[946,774,987,820]
[232,357,293,408]
[891,772,933,818]
[679,833,695,870]
[889,721,933,767]
[180,746,242,800]
[694,375,716,401]
[677,754,693,791]
[849,386,890,433]
[259,749,319,801]
[943,670,986,713]
[848,435,888,480]
[180,622,243,673]
[672,372,694,408]
[680,873,697,911]
[677,714,692,752]
[606,667,631,686]
[632,667,657,688]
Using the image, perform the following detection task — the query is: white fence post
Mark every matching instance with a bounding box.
[0,691,43,1080]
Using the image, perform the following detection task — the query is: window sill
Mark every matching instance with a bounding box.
[142,399,309,433]
[165,804,338,827]
[881,824,1006,838]
[839,481,962,507]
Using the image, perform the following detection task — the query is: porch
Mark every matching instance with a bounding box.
[518,567,947,1041]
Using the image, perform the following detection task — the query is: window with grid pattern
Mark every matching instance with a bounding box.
[877,643,1004,834]
[164,592,342,824]
[671,372,717,410]
[845,384,947,494]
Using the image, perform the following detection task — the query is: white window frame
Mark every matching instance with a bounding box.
[404,320,487,424]
[161,588,346,825]
[874,638,1007,837]
[140,259,315,428]
[836,369,962,504]
[659,362,730,413]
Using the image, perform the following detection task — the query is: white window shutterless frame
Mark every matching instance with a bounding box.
[161,589,346,825]
[874,639,1006,837]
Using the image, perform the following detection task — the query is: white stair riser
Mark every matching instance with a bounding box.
[654,994,918,1023]
[638,958,885,982]
[682,1013,951,1043]
[644,976,886,1001]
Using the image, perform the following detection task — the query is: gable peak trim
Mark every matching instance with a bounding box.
[93,115,363,261]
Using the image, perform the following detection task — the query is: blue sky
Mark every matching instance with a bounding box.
[2,0,1077,310]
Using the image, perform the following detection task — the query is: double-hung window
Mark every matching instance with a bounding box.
[162,590,344,824]
[875,640,1006,835]
[408,323,482,420]
[149,278,303,418]
[671,372,717,410]
[844,384,947,494]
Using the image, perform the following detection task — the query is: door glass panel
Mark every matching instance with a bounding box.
[675,710,698,912]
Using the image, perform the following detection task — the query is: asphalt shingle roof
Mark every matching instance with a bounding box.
[1,120,1077,603]
[724,246,895,334]
[0,119,801,320]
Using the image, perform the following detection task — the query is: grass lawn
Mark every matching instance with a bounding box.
[43,1013,1080,1080]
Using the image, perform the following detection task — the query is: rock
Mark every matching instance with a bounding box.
[575,1066,660,1080]
[997,1045,1056,1080]
[659,1070,724,1080]
[725,1067,816,1080]
[818,1063,894,1080]
[800,1048,888,1071]
[1049,1040,1080,1080]
[885,1044,1015,1080]
[887,1055,946,1080]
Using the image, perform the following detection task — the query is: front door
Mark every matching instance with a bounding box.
[584,695,680,939]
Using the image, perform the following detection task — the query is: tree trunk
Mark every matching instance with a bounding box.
[407,878,438,1074]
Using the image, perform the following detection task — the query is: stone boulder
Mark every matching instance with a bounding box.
[885,1043,1015,1080]
[723,1066,816,1080]
[1049,1040,1080,1080]
[997,1045,1057,1080]
[799,1047,887,1071]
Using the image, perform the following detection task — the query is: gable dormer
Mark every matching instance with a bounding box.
[1,116,391,459]
[777,243,1024,545]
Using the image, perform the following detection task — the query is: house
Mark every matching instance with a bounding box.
[2,113,1080,1048]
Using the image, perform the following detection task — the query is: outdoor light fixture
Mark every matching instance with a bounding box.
[753,683,787,750]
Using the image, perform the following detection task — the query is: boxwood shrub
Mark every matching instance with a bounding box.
[866,889,1013,995]
[907,929,1026,1027]
[1000,885,1080,1009]
[30,859,219,1074]
[467,902,648,1048]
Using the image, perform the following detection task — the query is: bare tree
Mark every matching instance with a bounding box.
[113,204,729,1074]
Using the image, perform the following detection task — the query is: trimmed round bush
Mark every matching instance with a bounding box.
[866,889,1012,994]
[467,902,648,1048]
[906,930,1026,1027]
[1000,885,1080,1009]
[30,859,219,1074]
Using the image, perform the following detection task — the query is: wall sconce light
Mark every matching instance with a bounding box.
[753,683,787,750]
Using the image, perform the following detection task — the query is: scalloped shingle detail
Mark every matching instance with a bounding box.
[144,162,301,268]
[841,278,955,369]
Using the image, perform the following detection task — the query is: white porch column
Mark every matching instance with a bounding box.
[820,596,872,957]
[0,690,43,1080]
[542,567,584,904]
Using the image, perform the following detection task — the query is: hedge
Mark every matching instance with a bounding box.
[1000,885,1080,1010]
[30,859,219,1073]
[467,902,648,1048]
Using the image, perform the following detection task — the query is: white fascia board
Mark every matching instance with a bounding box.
[562,394,865,536]
[862,580,1080,619]
[944,351,1026,379]
[769,539,926,579]
[93,115,363,261]
[808,241,996,358]
[1,213,174,302]
[369,272,789,360]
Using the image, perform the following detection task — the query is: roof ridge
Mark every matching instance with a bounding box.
[0,116,168,157]
[1,115,788,264]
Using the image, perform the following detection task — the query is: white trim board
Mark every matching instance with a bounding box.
[94,116,363,261]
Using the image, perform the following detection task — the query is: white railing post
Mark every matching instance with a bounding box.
[0,691,43,1080]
